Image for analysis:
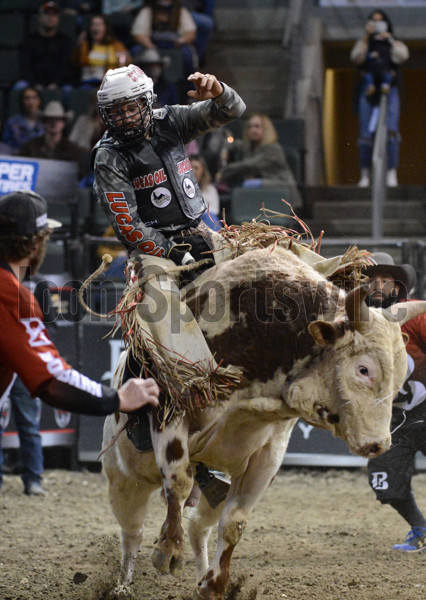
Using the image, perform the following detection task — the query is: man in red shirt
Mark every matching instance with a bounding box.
[365,253,426,552]
[0,191,159,421]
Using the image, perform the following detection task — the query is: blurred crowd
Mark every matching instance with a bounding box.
[0,0,300,225]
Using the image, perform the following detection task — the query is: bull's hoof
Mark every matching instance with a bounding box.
[192,586,223,600]
[107,583,133,599]
[170,555,185,576]
[152,546,184,576]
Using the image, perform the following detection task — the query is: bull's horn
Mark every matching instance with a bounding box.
[386,300,426,326]
[345,284,370,331]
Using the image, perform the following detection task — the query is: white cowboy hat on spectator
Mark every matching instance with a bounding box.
[39,101,74,122]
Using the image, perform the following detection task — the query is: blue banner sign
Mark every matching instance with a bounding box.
[0,157,39,195]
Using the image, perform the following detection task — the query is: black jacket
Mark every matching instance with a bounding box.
[92,83,246,257]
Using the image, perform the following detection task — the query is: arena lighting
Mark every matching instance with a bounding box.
[227,136,234,143]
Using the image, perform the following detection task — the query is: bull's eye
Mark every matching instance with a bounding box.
[355,356,377,386]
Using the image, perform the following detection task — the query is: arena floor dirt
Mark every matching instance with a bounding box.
[1,467,425,600]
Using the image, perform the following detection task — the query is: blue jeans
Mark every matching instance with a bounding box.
[357,85,401,169]
[0,377,43,489]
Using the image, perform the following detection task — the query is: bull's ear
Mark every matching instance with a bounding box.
[401,332,410,346]
[308,320,345,346]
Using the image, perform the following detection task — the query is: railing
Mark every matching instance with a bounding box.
[371,93,388,239]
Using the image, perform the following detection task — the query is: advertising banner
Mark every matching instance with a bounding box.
[0,157,39,194]
[0,155,78,204]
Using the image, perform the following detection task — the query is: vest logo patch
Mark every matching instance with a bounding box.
[177,158,192,175]
[151,186,172,208]
[183,177,195,198]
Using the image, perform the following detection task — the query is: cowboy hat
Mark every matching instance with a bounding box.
[364,252,417,299]
[39,101,74,122]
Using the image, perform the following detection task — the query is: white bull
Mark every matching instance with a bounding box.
[101,245,426,600]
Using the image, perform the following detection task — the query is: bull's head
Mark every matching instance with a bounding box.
[282,286,426,459]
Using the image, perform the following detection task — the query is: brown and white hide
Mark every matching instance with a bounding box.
[102,245,426,600]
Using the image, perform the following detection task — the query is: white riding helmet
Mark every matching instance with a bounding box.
[97,64,155,144]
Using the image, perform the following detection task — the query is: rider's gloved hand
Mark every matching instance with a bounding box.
[167,243,196,266]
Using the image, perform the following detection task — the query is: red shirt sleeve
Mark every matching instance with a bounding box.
[0,273,71,396]
[401,313,426,386]
[0,270,120,415]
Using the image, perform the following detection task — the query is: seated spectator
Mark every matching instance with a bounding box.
[131,0,198,81]
[189,153,221,229]
[133,47,178,106]
[180,1,215,63]
[18,101,88,179]
[16,2,74,92]
[69,89,106,150]
[1,88,45,155]
[218,113,299,191]
[72,14,132,88]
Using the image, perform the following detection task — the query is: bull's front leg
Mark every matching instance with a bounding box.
[195,443,286,600]
[151,414,193,576]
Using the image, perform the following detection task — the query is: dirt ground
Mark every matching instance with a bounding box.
[0,466,425,600]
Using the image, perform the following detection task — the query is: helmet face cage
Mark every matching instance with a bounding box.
[99,92,154,144]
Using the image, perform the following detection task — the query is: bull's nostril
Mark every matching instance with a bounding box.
[359,444,382,458]
[327,413,340,424]
[359,443,382,457]
[369,444,380,455]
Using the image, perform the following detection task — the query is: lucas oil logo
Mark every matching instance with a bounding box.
[151,187,171,208]
[132,168,167,190]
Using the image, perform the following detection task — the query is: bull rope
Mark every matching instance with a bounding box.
[97,418,127,460]
[78,253,214,319]
[78,253,114,318]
